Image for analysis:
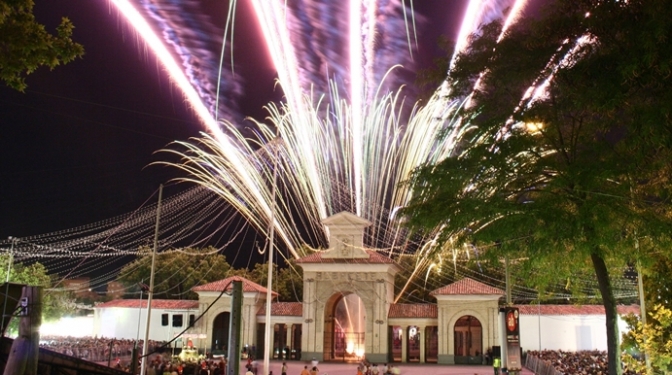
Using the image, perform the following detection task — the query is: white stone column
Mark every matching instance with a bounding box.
[285,324,291,349]
[401,326,407,363]
[419,326,426,363]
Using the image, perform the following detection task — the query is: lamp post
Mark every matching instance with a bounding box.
[140,184,163,375]
[263,138,280,375]
[137,281,148,343]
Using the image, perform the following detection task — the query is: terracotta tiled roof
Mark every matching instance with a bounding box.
[192,276,277,296]
[257,302,303,316]
[96,299,198,309]
[515,304,640,316]
[388,304,437,319]
[296,250,396,264]
[430,278,505,296]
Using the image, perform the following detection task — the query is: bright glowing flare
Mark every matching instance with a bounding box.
[111,0,223,141]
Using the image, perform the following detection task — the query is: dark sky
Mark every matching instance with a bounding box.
[0,1,467,243]
[0,1,268,239]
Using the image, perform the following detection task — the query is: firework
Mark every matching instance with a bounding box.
[112,0,535,290]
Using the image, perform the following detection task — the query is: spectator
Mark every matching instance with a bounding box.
[526,349,638,375]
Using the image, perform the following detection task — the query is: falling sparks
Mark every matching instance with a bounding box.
[117,0,540,294]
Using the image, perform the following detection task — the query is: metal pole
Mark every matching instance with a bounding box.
[227,281,243,375]
[2,237,16,336]
[637,259,651,372]
[505,256,511,305]
[140,184,163,375]
[5,237,14,283]
[263,140,279,375]
[136,286,144,342]
[537,297,541,351]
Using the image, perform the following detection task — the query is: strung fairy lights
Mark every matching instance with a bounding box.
[0,186,261,294]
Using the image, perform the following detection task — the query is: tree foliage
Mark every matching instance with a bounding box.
[641,255,672,310]
[620,257,672,374]
[116,247,304,302]
[239,261,303,302]
[117,247,233,300]
[622,304,672,374]
[275,261,303,302]
[0,255,69,325]
[0,0,84,91]
[394,254,463,303]
[402,1,672,373]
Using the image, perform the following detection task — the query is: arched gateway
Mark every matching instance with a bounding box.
[297,212,400,364]
[189,212,505,364]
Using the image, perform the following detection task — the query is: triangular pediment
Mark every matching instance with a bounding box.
[321,211,370,259]
[430,277,505,296]
[322,211,372,227]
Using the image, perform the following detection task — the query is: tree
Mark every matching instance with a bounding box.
[0,0,84,91]
[274,261,303,302]
[116,247,233,300]
[0,255,70,332]
[621,255,672,374]
[394,254,463,304]
[641,255,672,309]
[402,1,672,374]
[622,304,672,374]
[244,261,304,302]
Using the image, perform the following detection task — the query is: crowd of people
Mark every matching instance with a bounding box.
[38,339,645,375]
[39,336,167,364]
[355,360,400,375]
[526,349,638,375]
[147,356,226,375]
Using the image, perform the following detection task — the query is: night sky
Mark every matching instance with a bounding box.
[0,1,467,244]
[2,1,262,240]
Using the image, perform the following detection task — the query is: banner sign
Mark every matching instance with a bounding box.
[505,307,522,371]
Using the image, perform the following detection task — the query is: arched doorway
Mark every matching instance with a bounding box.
[323,293,365,362]
[425,326,438,363]
[211,312,230,354]
[407,326,420,362]
[453,315,482,365]
[389,326,402,362]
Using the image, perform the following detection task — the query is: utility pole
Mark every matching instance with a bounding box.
[227,281,243,375]
[637,259,652,373]
[140,184,163,375]
[505,256,511,305]
[263,137,279,375]
[3,286,42,375]
[2,237,16,336]
[5,237,14,283]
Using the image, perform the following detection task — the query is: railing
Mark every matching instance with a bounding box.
[525,354,562,375]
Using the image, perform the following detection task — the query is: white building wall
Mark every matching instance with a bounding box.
[41,316,94,338]
[519,314,630,352]
[93,307,197,343]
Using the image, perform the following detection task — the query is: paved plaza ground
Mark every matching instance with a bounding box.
[100,358,536,375]
[254,361,535,375]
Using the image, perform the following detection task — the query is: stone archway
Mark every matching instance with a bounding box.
[211,312,230,353]
[453,315,482,364]
[323,292,365,362]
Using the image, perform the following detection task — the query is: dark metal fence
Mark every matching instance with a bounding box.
[525,354,562,375]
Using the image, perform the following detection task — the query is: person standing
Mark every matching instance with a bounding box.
[199,362,210,375]
[493,357,501,375]
[300,365,310,375]
[281,362,287,375]
[252,359,259,375]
